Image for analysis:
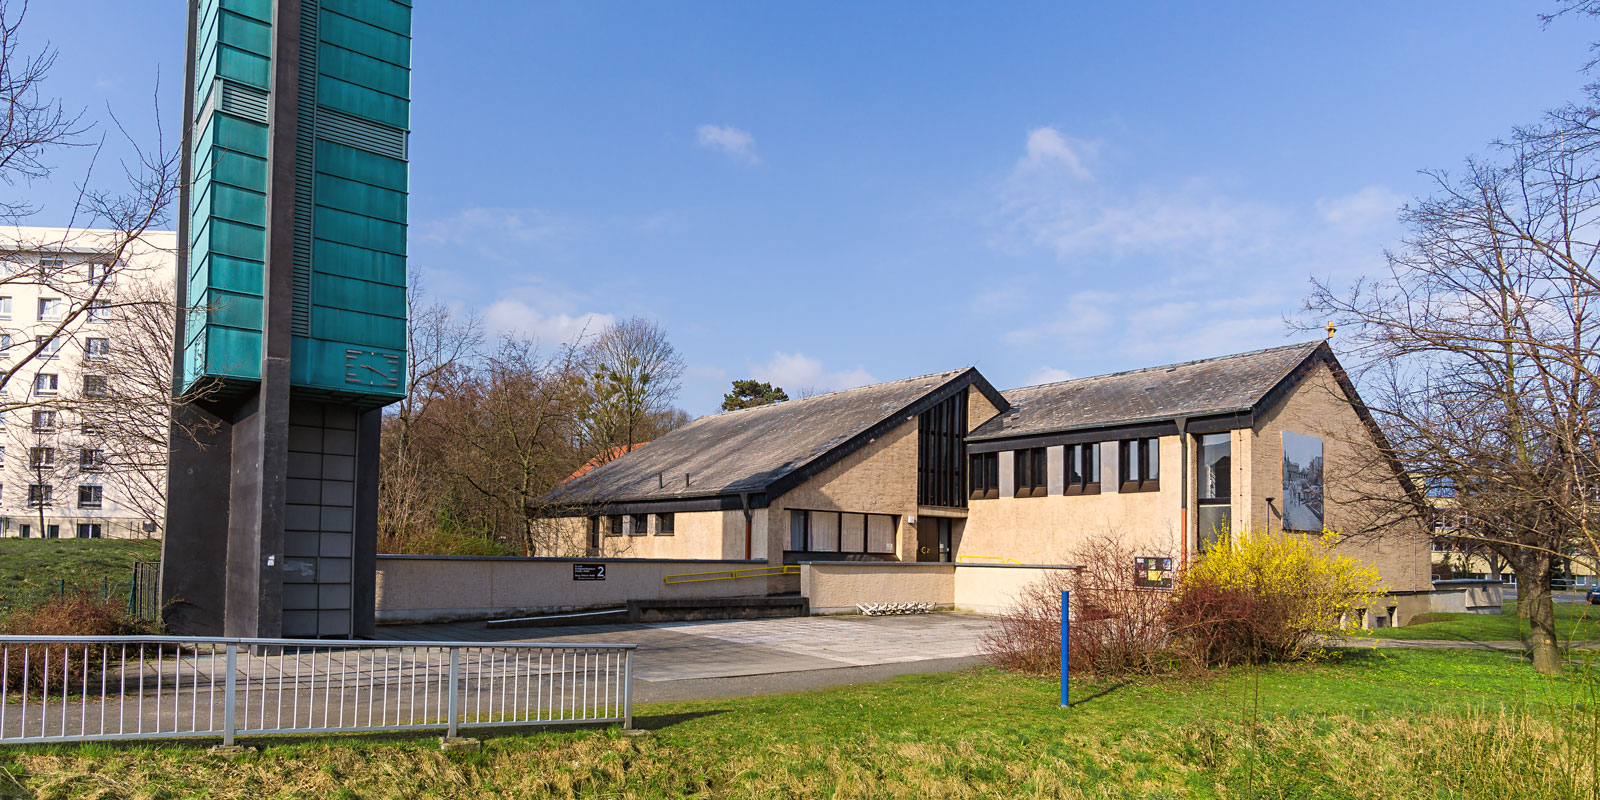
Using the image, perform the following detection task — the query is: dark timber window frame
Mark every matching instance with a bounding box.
[968,451,999,500]
[628,513,649,536]
[655,512,675,535]
[606,515,624,537]
[917,391,968,508]
[1065,442,1101,495]
[587,516,601,549]
[786,508,898,555]
[1013,447,1047,498]
[1119,437,1161,493]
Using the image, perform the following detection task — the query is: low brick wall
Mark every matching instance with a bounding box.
[375,555,800,624]
[800,562,1078,615]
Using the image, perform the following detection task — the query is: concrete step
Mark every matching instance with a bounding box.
[485,607,629,629]
[628,595,809,623]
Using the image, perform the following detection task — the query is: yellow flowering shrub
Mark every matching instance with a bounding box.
[1168,527,1385,664]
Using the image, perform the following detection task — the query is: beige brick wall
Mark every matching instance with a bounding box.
[968,385,1002,430]
[959,436,1185,564]
[1248,362,1432,592]
[553,509,758,560]
[768,416,920,562]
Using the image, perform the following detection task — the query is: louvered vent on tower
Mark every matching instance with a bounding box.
[290,0,320,337]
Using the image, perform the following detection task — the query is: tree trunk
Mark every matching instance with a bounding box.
[1517,557,1562,674]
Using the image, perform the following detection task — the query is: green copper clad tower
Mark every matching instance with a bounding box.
[161,0,411,638]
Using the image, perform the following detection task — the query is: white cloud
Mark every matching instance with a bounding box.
[417,207,570,247]
[1016,127,1094,181]
[482,299,614,346]
[696,124,762,166]
[749,352,874,395]
[1315,185,1407,229]
[1022,366,1074,386]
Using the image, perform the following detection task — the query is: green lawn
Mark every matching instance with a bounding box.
[0,537,160,614]
[1,649,1594,799]
[1371,600,1600,642]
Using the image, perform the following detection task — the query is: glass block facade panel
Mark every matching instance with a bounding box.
[183,0,410,403]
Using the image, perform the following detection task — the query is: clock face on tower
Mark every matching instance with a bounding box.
[343,349,402,390]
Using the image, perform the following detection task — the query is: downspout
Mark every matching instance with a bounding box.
[1175,416,1189,563]
[740,491,753,560]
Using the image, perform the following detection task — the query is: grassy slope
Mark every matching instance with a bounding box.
[1,649,1593,799]
[1371,600,1600,642]
[0,538,160,612]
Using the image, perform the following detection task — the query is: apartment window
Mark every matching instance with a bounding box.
[83,375,107,397]
[628,513,648,536]
[37,298,61,321]
[587,517,601,549]
[34,373,57,395]
[0,445,6,464]
[77,484,102,509]
[787,509,897,555]
[87,300,110,322]
[17,524,28,538]
[80,448,103,471]
[968,451,999,500]
[80,424,103,439]
[29,446,54,470]
[31,409,55,432]
[45,524,59,539]
[606,515,623,536]
[87,262,113,284]
[655,512,675,535]
[1013,447,1047,498]
[76,523,102,539]
[85,338,110,359]
[1065,443,1101,495]
[1119,437,1160,492]
[27,484,51,507]
[0,334,10,352]
[35,335,61,356]
[37,256,64,270]
[0,296,11,319]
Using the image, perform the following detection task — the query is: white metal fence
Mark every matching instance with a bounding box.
[0,636,635,745]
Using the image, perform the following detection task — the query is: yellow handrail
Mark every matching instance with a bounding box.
[957,555,1022,565]
[664,565,801,585]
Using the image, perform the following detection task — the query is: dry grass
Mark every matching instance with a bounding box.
[0,649,1592,799]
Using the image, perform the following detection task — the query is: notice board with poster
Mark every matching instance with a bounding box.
[1134,556,1174,589]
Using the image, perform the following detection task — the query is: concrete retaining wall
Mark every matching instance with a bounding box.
[375,555,799,624]
[800,561,1078,615]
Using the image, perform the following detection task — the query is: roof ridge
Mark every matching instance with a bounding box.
[1006,340,1323,392]
[707,367,971,417]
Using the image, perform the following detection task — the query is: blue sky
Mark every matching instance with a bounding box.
[22,2,1600,414]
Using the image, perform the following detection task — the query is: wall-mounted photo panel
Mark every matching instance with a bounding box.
[1281,431,1325,532]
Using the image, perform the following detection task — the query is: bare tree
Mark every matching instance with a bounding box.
[1306,122,1600,673]
[58,280,216,532]
[0,1,179,418]
[426,337,588,556]
[378,280,482,552]
[579,316,686,461]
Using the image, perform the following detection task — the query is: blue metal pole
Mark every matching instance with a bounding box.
[1060,589,1070,708]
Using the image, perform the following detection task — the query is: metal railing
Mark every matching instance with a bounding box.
[0,636,635,745]
[956,555,1021,565]
[663,565,799,585]
[128,562,159,622]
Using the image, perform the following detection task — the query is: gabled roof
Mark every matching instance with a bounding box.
[547,368,1006,508]
[968,341,1328,442]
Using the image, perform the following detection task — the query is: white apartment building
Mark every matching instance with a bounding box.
[0,227,176,539]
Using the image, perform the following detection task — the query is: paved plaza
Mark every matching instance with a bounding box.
[380,612,998,699]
